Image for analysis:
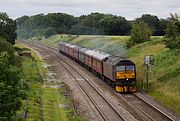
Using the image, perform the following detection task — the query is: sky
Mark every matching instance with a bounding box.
[0,0,179,20]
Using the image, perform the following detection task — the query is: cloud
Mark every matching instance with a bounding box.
[0,0,179,19]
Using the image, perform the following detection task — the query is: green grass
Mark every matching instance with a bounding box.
[40,34,128,56]
[42,87,67,121]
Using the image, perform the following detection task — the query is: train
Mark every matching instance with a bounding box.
[58,42,136,93]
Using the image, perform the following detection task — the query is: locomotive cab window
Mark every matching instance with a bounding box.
[116,66,125,71]
[126,65,135,71]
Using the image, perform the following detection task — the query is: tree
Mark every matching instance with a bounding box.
[0,52,26,120]
[0,39,15,64]
[100,14,131,35]
[0,12,17,45]
[136,14,159,35]
[127,21,152,48]
[164,14,180,49]
[156,19,169,36]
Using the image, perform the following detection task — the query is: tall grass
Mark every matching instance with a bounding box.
[127,41,180,113]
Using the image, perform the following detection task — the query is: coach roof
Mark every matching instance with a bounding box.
[93,51,110,61]
[85,49,96,56]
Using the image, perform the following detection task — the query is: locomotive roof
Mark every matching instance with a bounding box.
[105,56,134,65]
[93,51,110,61]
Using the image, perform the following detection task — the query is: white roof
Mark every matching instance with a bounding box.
[64,43,72,47]
[69,44,76,49]
[85,50,96,56]
[79,48,88,53]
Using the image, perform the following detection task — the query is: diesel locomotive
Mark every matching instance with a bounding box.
[58,42,136,93]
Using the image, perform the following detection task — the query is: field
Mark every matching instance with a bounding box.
[35,34,180,114]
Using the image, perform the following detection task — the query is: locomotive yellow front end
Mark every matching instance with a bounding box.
[115,64,136,93]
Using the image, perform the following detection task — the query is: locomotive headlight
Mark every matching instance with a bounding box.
[126,78,129,80]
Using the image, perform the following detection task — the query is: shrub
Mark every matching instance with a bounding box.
[127,21,152,48]
[0,39,15,64]
[0,52,27,120]
[164,16,180,49]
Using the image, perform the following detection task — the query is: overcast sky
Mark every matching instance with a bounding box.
[0,0,179,20]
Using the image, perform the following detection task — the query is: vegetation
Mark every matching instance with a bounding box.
[16,13,169,39]
[0,12,26,120]
[127,40,180,113]
[0,52,27,120]
[0,12,17,45]
[136,14,169,35]
[127,21,152,48]
[164,14,180,49]
[40,35,128,56]
[0,39,15,64]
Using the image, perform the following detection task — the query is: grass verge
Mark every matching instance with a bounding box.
[14,42,84,121]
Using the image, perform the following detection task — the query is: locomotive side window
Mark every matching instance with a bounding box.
[116,66,125,71]
[126,65,135,71]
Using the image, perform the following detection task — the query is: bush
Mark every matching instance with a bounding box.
[164,17,180,49]
[0,52,27,120]
[0,39,15,64]
[127,21,152,48]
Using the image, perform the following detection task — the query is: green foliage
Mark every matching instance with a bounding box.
[16,13,77,39]
[100,14,131,35]
[164,16,180,49]
[16,12,132,38]
[16,12,170,39]
[136,14,159,35]
[127,39,180,113]
[127,21,152,48]
[70,25,96,35]
[0,52,26,120]
[0,39,15,64]
[0,12,17,45]
[152,49,180,112]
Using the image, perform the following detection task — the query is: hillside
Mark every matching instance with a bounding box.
[34,34,180,114]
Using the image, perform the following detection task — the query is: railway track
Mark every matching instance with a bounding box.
[133,93,174,121]
[25,42,177,121]
[28,43,127,121]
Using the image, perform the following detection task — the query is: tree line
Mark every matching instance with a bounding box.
[16,12,170,38]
